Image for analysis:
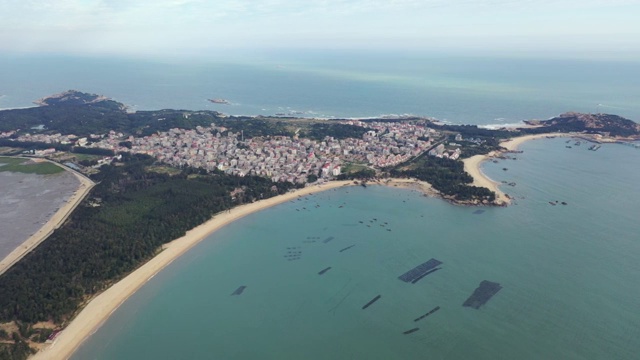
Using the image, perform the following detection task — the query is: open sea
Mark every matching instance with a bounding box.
[1,52,639,125]
[1,52,638,359]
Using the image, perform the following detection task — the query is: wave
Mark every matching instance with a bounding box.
[479,122,526,130]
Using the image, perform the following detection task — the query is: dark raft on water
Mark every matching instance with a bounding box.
[403,328,420,335]
[462,280,502,309]
[231,286,247,296]
[414,306,440,322]
[339,245,356,253]
[318,267,332,275]
[411,268,441,284]
[398,258,443,283]
[323,236,335,244]
[362,295,382,309]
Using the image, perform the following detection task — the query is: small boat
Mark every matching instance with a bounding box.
[208,98,230,104]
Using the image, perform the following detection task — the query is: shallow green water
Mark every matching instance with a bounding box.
[73,139,640,359]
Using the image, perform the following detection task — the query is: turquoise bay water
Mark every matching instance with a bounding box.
[1,53,639,124]
[73,139,640,359]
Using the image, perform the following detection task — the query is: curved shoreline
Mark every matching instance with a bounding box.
[30,133,568,359]
[32,180,354,360]
[0,158,95,276]
[462,133,570,206]
[462,154,510,206]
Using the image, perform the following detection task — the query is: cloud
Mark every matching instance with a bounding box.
[1,0,639,57]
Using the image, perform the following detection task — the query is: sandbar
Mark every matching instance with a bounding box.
[32,180,353,360]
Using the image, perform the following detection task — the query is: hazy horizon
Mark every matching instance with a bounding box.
[1,0,639,61]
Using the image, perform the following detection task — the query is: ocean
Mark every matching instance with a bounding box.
[72,138,640,359]
[2,52,639,359]
[1,52,639,125]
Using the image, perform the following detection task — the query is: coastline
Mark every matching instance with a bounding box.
[27,133,571,359]
[31,180,354,360]
[462,132,570,206]
[462,155,510,206]
[500,133,569,151]
[0,158,95,276]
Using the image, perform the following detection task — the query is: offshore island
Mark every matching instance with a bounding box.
[0,90,638,359]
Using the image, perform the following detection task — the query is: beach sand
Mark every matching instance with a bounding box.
[462,133,570,206]
[500,133,568,151]
[32,180,354,360]
[0,160,95,276]
[30,133,573,359]
[462,154,510,205]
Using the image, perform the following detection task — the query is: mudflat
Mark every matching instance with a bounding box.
[0,171,80,260]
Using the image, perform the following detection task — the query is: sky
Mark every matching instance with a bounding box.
[1,0,639,59]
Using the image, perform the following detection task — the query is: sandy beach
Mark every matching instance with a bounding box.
[462,154,510,205]
[32,180,354,360]
[30,133,574,359]
[462,133,570,206]
[500,133,569,151]
[0,159,95,276]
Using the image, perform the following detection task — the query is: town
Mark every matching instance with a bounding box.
[9,120,465,184]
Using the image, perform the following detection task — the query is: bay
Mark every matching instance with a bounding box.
[73,138,640,359]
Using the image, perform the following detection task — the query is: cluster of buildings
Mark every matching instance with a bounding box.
[11,120,446,184]
[0,130,17,138]
[13,132,80,145]
[428,144,462,160]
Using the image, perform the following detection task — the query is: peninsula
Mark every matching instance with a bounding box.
[0,90,638,359]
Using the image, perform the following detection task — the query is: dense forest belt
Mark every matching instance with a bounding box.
[0,154,297,327]
[390,154,496,204]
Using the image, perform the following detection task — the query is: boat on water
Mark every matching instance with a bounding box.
[208,98,230,104]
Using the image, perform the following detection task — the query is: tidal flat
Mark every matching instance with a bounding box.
[0,170,79,261]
